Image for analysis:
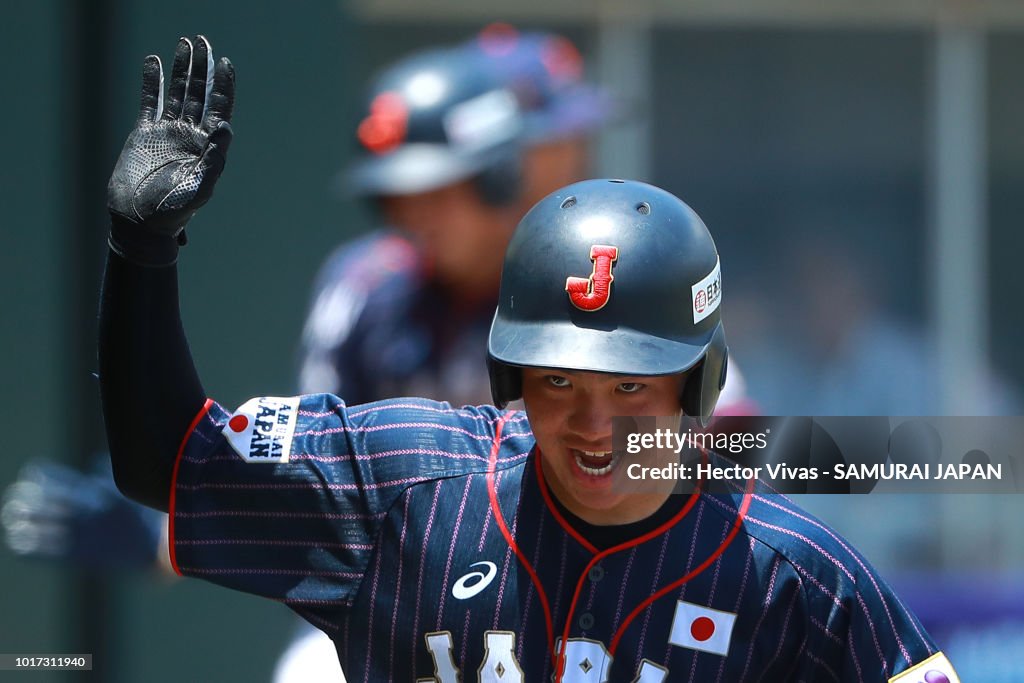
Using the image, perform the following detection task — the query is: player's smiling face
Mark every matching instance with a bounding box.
[520,367,685,527]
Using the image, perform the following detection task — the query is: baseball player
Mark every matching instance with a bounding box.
[99,36,958,681]
[297,41,521,405]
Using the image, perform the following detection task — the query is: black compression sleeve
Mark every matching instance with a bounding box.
[98,247,206,512]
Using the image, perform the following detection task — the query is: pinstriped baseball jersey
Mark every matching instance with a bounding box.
[170,394,947,682]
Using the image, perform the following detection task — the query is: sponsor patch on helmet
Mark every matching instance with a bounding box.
[566,244,618,311]
[691,258,721,324]
[886,651,959,682]
[224,396,301,463]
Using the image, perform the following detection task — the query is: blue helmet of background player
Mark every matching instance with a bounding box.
[487,179,728,426]
[464,25,614,213]
[347,46,524,206]
[464,23,613,143]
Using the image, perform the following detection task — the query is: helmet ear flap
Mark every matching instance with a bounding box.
[680,325,728,427]
[487,357,522,408]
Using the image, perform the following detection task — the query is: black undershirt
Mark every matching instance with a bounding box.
[548,488,690,552]
[99,248,206,511]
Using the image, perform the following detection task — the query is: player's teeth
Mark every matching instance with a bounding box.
[583,450,612,459]
[575,453,617,476]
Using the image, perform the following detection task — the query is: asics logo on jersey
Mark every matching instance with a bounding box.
[452,561,498,600]
[565,244,618,311]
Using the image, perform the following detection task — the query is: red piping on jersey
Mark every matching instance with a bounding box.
[486,414,557,662]
[535,448,708,675]
[608,475,755,655]
[167,398,215,576]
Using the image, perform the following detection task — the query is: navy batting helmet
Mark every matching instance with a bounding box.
[487,179,728,426]
[347,46,524,205]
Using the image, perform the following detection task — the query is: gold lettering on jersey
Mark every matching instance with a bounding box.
[422,631,459,683]
[631,659,669,683]
[419,632,695,680]
[554,637,613,682]
[477,631,524,682]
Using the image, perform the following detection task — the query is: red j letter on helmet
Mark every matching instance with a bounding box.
[565,245,618,311]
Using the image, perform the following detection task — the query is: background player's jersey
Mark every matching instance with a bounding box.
[298,230,496,407]
[170,394,942,682]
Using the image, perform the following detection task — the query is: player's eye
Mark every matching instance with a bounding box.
[546,375,571,388]
[618,382,645,394]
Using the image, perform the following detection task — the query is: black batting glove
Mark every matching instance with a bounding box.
[107,35,235,266]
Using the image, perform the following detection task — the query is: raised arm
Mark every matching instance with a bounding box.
[99,36,234,511]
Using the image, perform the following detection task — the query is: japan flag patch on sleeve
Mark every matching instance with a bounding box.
[223,396,301,463]
[668,600,737,656]
[887,652,960,683]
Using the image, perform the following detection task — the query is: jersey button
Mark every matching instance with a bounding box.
[588,565,605,582]
[578,612,595,630]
